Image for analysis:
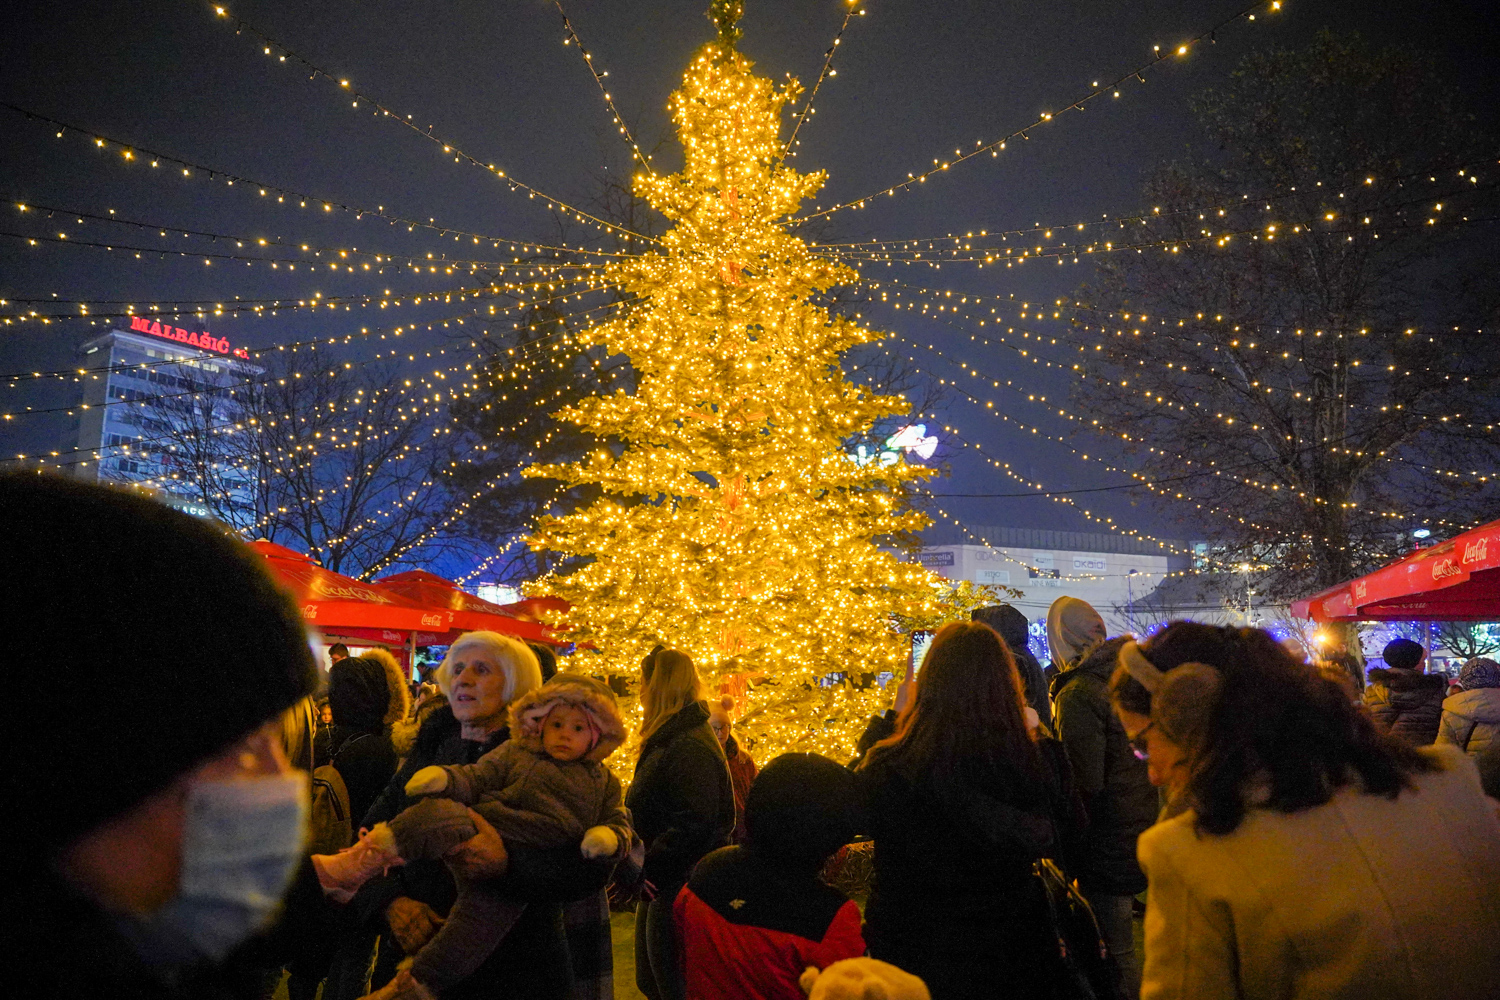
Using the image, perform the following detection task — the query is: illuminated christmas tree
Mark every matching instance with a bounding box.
[525,2,947,758]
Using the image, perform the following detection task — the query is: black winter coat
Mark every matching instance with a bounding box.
[352,705,612,999]
[626,700,735,888]
[1365,667,1447,745]
[859,738,1086,1000]
[325,725,396,826]
[1048,637,1158,896]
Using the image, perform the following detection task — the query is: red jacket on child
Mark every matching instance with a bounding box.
[674,845,865,1000]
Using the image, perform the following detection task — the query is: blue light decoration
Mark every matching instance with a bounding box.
[852,423,940,467]
[1027,618,1049,665]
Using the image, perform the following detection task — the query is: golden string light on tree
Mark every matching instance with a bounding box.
[523,6,953,761]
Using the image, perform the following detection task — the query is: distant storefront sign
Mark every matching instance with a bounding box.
[127,315,250,359]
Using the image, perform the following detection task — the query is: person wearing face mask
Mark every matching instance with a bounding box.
[0,473,319,1000]
[1110,622,1500,1000]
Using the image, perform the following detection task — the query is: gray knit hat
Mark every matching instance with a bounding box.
[0,474,317,852]
[1459,657,1500,690]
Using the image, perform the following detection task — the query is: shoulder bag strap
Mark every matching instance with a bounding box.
[332,731,372,766]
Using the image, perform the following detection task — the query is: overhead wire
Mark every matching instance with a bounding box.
[204,3,656,242]
[795,0,1280,223]
[782,0,866,159]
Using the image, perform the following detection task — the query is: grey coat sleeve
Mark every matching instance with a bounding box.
[440,741,521,804]
[596,772,634,859]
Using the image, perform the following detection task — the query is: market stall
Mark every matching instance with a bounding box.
[1291,519,1500,622]
[374,569,561,645]
[248,541,446,667]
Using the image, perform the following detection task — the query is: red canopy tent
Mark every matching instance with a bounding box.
[375,569,560,645]
[248,541,446,645]
[1291,519,1500,622]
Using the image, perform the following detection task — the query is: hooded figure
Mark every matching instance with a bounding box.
[1438,658,1500,757]
[326,655,403,824]
[1365,639,1447,745]
[410,673,631,841]
[971,605,1050,723]
[1047,635,1157,998]
[505,673,629,761]
[1047,596,1108,672]
[362,647,414,727]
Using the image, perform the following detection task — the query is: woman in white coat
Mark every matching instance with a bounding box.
[1109,622,1500,1000]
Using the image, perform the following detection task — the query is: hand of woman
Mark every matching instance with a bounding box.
[385,896,445,954]
[893,675,916,714]
[444,808,509,880]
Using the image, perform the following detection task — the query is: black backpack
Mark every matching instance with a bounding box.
[1033,857,1127,1000]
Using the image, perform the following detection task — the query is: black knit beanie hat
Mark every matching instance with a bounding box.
[0,474,317,854]
[745,753,863,870]
[1383,638,1424,671]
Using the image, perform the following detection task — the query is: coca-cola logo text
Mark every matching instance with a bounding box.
[1430,557,1462,582]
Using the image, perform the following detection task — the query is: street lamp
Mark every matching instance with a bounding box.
[1239,563,1255,625]
[1126,568,1139,635]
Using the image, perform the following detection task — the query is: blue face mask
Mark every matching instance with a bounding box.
[126,772,307,965]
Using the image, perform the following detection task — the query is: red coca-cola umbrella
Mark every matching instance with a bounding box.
[248,541,445,639]
[501,595,571,625]
[1291,519,1500,622]
[375,569,560,645]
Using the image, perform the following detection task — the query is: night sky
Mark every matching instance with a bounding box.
[2,0,1496,569]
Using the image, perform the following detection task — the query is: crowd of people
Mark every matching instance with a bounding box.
[7,472,1500,1000]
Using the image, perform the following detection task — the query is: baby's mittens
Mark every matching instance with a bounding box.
[580,825,620,860]
[404,766,450,797]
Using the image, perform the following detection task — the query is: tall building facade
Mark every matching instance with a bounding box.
[69,317,265,527]
[918,525,1196,636]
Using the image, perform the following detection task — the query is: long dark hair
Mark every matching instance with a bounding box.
[1110,622,1438,835]
[860,621,1046,803]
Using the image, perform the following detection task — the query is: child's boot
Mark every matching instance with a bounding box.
[313,824,401,903]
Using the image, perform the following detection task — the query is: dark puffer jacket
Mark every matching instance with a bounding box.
[626,700,735,888]
[1364,667,1447,745]
[1048,637,1158,896]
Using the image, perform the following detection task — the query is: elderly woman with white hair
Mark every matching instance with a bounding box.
[332,631,618,1000]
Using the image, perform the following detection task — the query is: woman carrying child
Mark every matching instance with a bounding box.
[326,633,620,1000]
